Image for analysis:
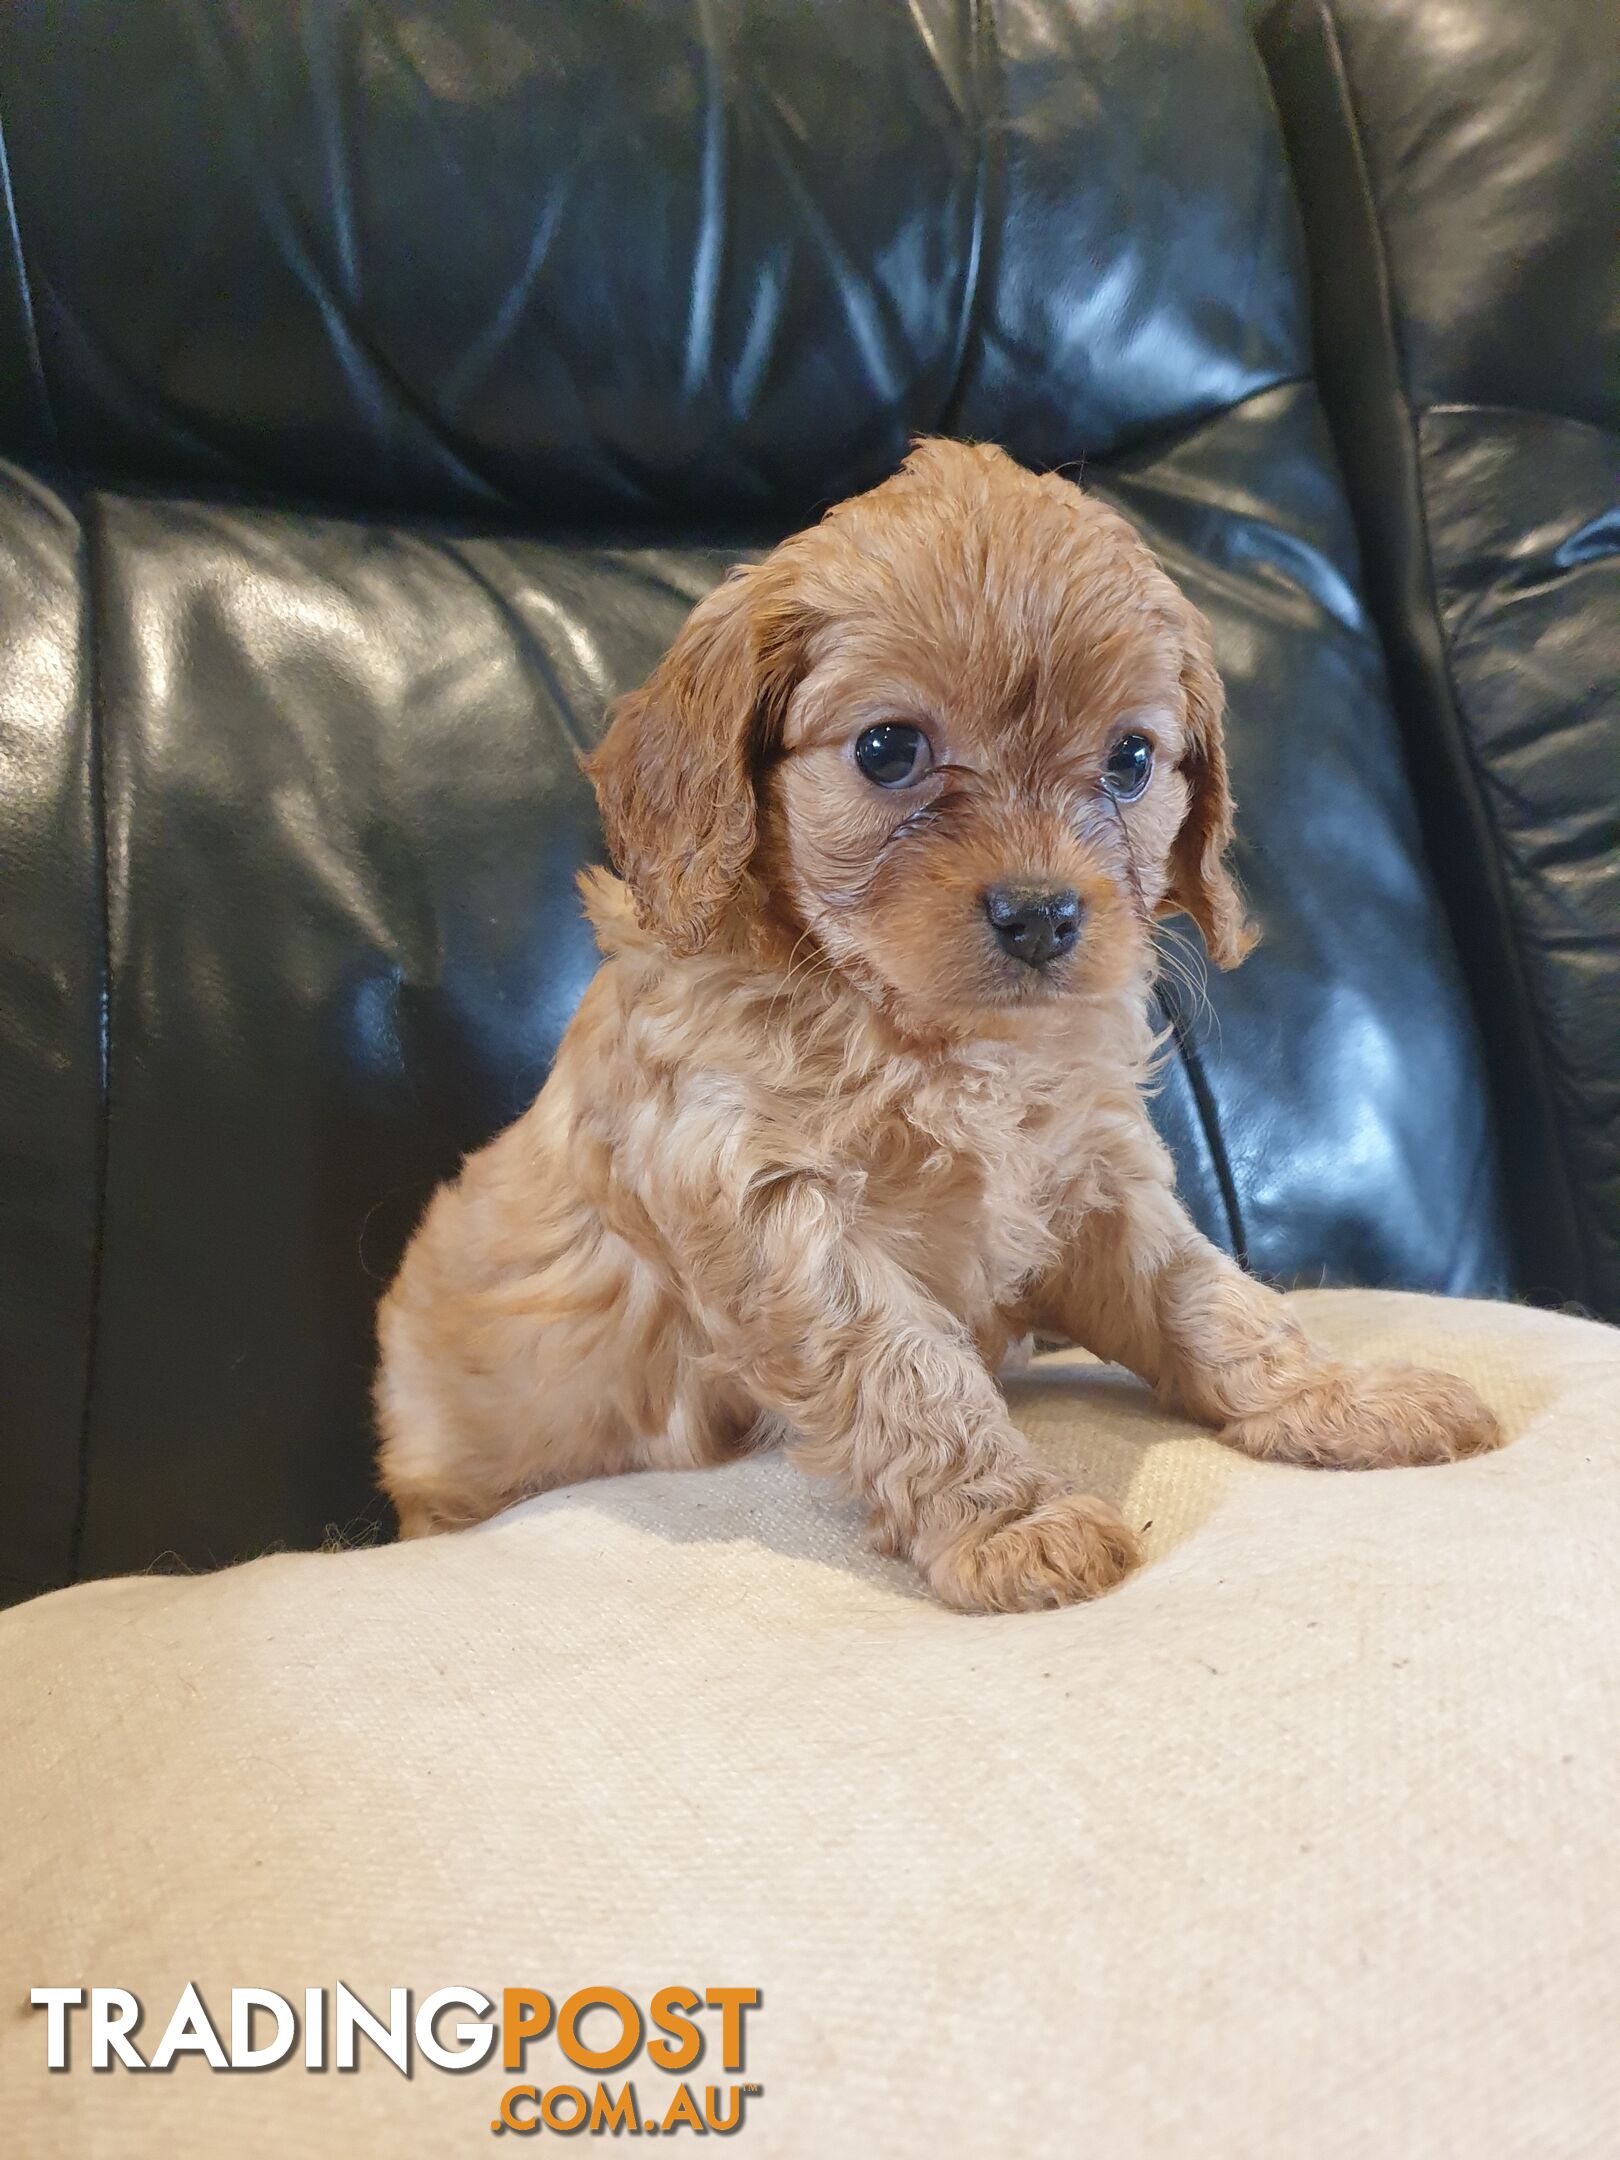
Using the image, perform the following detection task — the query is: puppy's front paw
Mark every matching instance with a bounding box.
[924,1486,1139,1614]
[1221,1362,1504,1470]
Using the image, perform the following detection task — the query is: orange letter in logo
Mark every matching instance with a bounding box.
[496,2085,540,2133]
[648,1987,703,2072]
[557,1988,642,2072]
[501,1991,553,2073]
[705,1988,760,2073]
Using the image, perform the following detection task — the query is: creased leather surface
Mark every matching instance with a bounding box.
[1419,412,1620,1307]
[1259,0,1620,1315]
[0,0,1305,522]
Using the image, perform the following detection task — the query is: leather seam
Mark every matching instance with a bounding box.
[68,492,112,1583]
[1094,372,1313,474]
[1422,398,1619,441]
[935,0,1004,435]
[0,79,59,455]
[1307,0,1589,1304]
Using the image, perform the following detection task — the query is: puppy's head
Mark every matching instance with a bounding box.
[586,439,1253,1031]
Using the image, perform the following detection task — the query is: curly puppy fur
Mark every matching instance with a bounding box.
[375,440,1503,1612]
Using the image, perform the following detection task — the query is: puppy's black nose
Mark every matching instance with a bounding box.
[983,883,1083,970]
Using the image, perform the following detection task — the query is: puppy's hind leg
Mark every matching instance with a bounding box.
[374,1246,750,1539]
[370,1270,612,1539]
[389,1483,482,1541]
[372,1301,522,1538]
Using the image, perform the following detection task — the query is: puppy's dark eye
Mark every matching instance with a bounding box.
[1102,731,1153,801]
[854,723,932,788]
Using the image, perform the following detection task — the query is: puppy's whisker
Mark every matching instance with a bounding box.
[1099,789,1219,1046]
[1102,793,1153,928]
[1153,929,1219,1047]
[764,930,818,1015]
[765,928,838,1023]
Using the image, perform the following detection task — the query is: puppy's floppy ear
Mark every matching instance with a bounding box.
[583,562,802,955]
[1160,603,1257,969]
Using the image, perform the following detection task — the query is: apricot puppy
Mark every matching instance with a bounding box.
[375,440,1503,1612]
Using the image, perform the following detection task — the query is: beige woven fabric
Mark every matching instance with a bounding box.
[4,1290,1619,2157]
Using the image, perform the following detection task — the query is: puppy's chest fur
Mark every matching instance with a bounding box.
[610,930,1156,1339]
[804,1054,1134,1328]
[865,1099,1040,1297]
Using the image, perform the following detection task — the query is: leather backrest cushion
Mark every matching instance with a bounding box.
[1289,0,1613,429]
[0,0,1308,520]
[4,446,1506,1590]
[1261,0,1620,1317]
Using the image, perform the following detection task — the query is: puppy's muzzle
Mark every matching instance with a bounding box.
[982,882,1082,970]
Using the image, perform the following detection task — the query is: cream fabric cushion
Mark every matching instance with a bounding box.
[4,1290,1619,2157]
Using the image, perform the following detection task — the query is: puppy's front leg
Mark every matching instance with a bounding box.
[686,1178,1138,1612]
[1036,1175,1503,1468]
